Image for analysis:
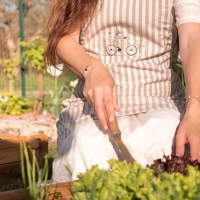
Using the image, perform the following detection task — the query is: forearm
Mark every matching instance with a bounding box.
[179,25,200,116]
[181,39,200,115]
[56,35,93,80]
[175,23,200,159]
[180,38,200,97]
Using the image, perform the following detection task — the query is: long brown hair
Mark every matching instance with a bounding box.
[44,0,99,67]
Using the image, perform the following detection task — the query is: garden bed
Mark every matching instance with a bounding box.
[0,182,73,200]
[0,132,72,199]
[0,133,48,187]
[0,111,57,145]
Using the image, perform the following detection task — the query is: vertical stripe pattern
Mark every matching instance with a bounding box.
[56,0,200,148]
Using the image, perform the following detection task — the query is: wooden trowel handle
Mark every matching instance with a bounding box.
[103,106,121,137]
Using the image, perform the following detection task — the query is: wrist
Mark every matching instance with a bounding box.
[83,57,99,79]
[185,97,200,117]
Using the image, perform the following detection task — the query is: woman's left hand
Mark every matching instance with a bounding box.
[175,99,200,161]
[176,22,200,161]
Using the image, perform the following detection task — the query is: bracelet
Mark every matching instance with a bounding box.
[186,96,200,103]
[84,58,94,72]
[84,65,89,71]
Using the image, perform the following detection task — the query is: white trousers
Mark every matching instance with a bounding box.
[53,109,181,182]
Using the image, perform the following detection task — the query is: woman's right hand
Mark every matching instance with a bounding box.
[83,58,120,130]
[55,34,120,128]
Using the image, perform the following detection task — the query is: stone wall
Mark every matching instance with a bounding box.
[0,120,57,145]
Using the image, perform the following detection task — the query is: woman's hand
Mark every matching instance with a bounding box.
[83,58,120,129]
[56,34,120,129]
[176,99,200,161]
[177,22,200,161]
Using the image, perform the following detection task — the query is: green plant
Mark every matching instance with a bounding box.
[0,92,32,115]
[21,37,46,113]
[172,54,186,92]
[175,60,186,91]
[21,37,46,73]
[0,52,20,93]
[72,159,200,200]
[47,146,58,159]
[49,78,65,119]
[49,76,76,119]
[20,141,52,200]
[54,191,63,198]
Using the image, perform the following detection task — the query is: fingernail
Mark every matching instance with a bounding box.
[103,125,108,130]
[109,117,114,122]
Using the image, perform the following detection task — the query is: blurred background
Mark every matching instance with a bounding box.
[0,0,76,119]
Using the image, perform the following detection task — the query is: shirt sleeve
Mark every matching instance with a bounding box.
[174,0,200,27]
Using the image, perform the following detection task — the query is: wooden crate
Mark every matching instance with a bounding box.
[0,134,74,199]
[0,181,73,200]
[0,133,48,186]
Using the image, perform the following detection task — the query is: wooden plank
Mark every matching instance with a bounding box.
[0,134,49,186]
[0,182,73,200]
[0,134,48,165]
[0,162,21,176]
[0,189,26,200]
[48,182,73,200]
[0,162,21,186]
[0,140,21,164]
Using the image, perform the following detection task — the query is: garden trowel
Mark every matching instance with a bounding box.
[104,107,134,164]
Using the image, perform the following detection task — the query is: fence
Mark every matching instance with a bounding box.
[0,63,76,110]
[0,66,75,94]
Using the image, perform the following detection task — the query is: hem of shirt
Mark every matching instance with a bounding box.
[72,104,184,128]
[176,18,200,27]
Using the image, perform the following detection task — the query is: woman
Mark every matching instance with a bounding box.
[45,0,200,182]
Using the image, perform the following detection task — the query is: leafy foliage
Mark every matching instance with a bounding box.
[0,92,32,115]
[72,159,200,200]
[49,76,76,119]
[21,37,46,73]
[150,154,199,176]
[0,52,20,80]
[49,84,65,119]
[0,52,20,93]
[172,57,186,91]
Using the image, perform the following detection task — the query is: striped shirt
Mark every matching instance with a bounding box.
[57,0,200,148]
